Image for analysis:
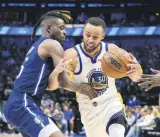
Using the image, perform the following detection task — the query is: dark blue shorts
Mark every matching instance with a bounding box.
[106,110,128,134]
[4,91,55,137]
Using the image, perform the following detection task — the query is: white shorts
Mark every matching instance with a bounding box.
[38,118,60,137]
[78,88,124,137]
[84,121,110,137]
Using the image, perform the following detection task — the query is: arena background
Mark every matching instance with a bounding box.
[0,0,160,137]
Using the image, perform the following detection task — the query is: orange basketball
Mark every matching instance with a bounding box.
[101,48,131,78]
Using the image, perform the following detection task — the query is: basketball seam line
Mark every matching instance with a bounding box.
[102,57,125,74]
[103,52,127,74]
[107,51,128,70]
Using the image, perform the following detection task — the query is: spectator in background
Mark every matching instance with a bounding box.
[126,108,147,137]
[126,109,136,128]
[76,13,88,24]
[7,57,16,67]
[134,106,142,122]
[127,95,141,107]
[53,109,68,135]
[99,14,105,20]
[63,105,75,135]
[63,38,75,50]
[110,12,126,26]
[134,107,154,137]
[10,41,18,58]
[41,99,68,135]
[126,107,155,137]
[152,106,160,131]
[1,47,11,60]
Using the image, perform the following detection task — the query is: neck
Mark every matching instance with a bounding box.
[83,44,100,58]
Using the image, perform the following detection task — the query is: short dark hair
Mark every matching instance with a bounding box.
[31,10,73,40]
[85,17,106,31]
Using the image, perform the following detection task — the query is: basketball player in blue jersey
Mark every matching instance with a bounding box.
[64,17,143,137]
[4,11,97,137]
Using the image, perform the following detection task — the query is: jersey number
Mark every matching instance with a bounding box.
[16,57,29,79]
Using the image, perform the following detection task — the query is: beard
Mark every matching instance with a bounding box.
[51,34,65,47]
[55,37,64,46]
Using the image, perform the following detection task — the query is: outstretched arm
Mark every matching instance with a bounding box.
[138,68,160,91]
[47,58,71,90]
[58,71,98,99]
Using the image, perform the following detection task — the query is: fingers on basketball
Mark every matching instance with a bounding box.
[101,48,131,78]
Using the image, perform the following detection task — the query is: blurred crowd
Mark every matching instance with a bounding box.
[0,37,160,102]
[0,11,160,26]
[0,39,28,100]
[125,105,160,137]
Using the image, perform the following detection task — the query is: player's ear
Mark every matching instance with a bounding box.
[46,25,51,33]
[101,33,105,40]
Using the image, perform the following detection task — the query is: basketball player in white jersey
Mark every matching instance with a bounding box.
[64,17,143,137]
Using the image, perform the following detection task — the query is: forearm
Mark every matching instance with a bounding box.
[59,72,81,92]
[59,72,98,99]
[129,64,143,82]
[47,71,60,91]
[59,72,92,93]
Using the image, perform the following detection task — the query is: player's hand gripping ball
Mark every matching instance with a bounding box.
[101,47,131,78]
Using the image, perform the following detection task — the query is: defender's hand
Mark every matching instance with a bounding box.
[138,68,160,91]
[53,58,71,75]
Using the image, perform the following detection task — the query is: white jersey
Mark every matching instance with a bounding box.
[74,42,123,132]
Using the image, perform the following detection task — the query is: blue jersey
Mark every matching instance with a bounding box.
[14,36,54,99]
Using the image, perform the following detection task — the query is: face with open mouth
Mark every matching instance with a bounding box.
[83,23,105,53]
[85,43,96,52]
